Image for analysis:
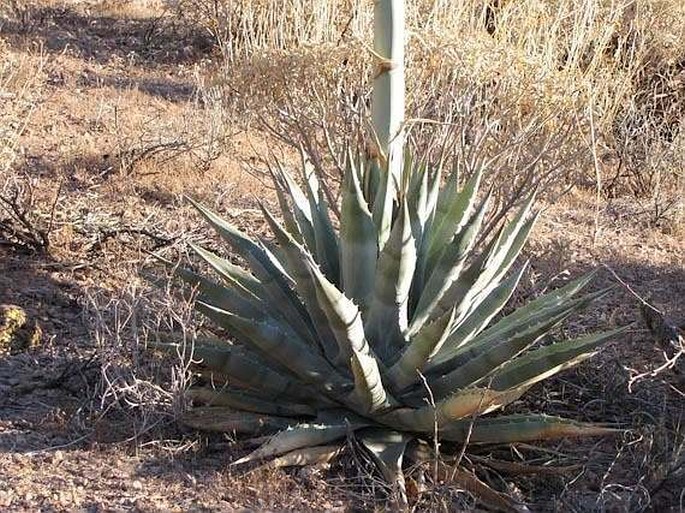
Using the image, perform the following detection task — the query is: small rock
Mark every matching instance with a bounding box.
[0,305,42,356]
[52,450,64,463]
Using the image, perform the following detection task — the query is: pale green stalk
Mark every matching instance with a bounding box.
[372,0,405,186]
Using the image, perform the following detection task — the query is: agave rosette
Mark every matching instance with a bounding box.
[156,147,623,486]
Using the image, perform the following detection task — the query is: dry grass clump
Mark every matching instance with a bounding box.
[0,39,43,174]
[0,1,42,31]
[0,40,52,253]
[175,0,371,61]
[83,281,196,443]
[193,0,684,226]
[90,83,233,179]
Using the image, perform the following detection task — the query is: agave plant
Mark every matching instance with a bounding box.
[154,143,624,501]
[151,1,625,506]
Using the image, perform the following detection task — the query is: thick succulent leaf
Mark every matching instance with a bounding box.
[186,387,316,417]
[470,214,539,313]
[427,196,537,328]
[261,206,339,362]
[187,198,310,333]
[489,192,538,272]
[428,277,603,372]
[440,414,620,443]
[489,327,628,391]
[188,198,283,280]
[412,166,458,296]
[198,303,349,396]
[272,159,317,251]
[424,167,482,273]
[188,243,315,344]
[470,271,598,342]
[360,152,379,206]
[259,235,295,283]
[409,165,442,301]
[380,387,526,433]
[424,303,588,399]
[274,159,312,219]
[433,288,611,377]
[427,164,442,214]
[234,422,360,465]
[424,164,442,224]
[437,387,526,421]
[365,198,416,358]
[340,154,378,307]
[429,245,490,325]
[439,263,529,356]
[257,240,320,338]
[371,157,395,250]
[188,242,262,298]
[464,194,538,310]
[406,162,430,234]
[303,254,393,412]
[387,307,457,391]
[270,445,345,468]
[255,239,319,325]
[182,408,292,434]
[267,162,304,242]
[403,149,415,185]
[149,252,258,312]
[304,164,340,283]
[496,215,538,282]
[430,165,460,233]
[153,340,322,404]
[411,162,440,241]
[408,191,490,337]
[349,352,392,414]
[172,264,266,321]
[358,429,411,502]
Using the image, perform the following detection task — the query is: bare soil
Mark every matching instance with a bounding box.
[1,2,683,512]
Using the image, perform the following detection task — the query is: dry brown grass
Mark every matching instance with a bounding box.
[0,36,52,253]
[186,0,685,228]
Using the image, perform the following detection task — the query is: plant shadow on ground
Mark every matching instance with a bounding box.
[22,146,197,197]
[513,247,685,512]
[77,70,197,103]
[1,5,214,66]
[0,235,177,456]
[0,247,95,454]
[1,5,212,103]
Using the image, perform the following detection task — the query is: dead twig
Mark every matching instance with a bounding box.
[602,264,685,389]
[0,186,50,254]
[88,227,177,255]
